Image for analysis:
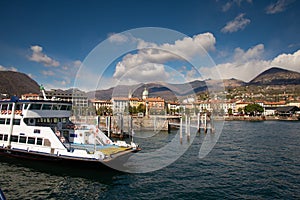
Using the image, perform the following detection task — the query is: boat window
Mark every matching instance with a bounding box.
[67,105,72,111]
[27,137,35,144]
[29,104,42,110]
[53,105,60,110]
[1,104,8,110]
[3,135,8,141]
[11,135,18,142]
[13,119,21,125]
[15,104,22,110]
[36,138,43,145]
[0,134,3,140]
[34,129,41,134]
[0,118,5,124]
[5,119,10,125]
[42,104,52,110]
[19,136,27,143]
[60,105,67,110]
[23,104,29,110]
[53,118,58,123]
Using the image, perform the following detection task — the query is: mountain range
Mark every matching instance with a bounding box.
[88,67,300,100]
[1,67,300,100]
[0,71,40,97]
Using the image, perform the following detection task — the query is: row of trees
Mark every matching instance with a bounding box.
[228,103,264,116]
[94,103,265,116]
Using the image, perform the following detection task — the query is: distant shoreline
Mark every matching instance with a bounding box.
[224,116,299,121]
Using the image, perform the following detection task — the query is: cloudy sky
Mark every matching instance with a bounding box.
[0,0,300,91]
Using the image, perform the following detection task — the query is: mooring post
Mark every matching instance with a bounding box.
[185,114,188,135]
[180,117,183,144]
[187,116,191,141]
[197,112,200,133]
[107,116,111,138]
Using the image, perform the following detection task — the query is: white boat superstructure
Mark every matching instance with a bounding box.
[0,97,139,165]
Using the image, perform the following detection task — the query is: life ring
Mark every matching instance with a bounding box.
[1,110,5,115]
[106,140,110,144]
[8,110,12,115]
[28,118,36,126]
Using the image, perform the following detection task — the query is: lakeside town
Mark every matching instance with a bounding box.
[19,85,300,121]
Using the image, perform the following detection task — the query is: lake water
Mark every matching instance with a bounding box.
[1,121,300,199]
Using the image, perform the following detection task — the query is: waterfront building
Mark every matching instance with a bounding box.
[146,97,166,115]
[21,93,40,100]
[129,97,142,108]
[287,101,300,108]
[235,102,251,113]
[111,97,129,114]
[89,99,112,111]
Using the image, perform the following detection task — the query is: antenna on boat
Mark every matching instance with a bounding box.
[40,84,48,100]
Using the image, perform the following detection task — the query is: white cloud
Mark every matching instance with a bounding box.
[29,45,60,67]
[271,50,300,70]
[233,44,264,63]
[0,64,18,71]
[73,60,82,68]
[41,70,55,76]
[265,0,294,14]
[221,13,250,33]
[222,0,253,12]
[113,32,216,82]
[200,45,300,82]
[115,63,170,84]
[108,33,129,44]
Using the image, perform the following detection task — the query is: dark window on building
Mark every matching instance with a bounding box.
[0,118,5,124]
[3,135,8,141]
[11,135,18,142]
[19,136,26,143]
[36,138,43,145]
[34,129,40,134]
[0,134,3,140]
[27,137,35,144]
[5,119,10,125]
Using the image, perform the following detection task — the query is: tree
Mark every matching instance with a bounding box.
[244,104,264,116]
[238,107,243,114]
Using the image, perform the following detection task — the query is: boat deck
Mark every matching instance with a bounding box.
[71,144,131,156]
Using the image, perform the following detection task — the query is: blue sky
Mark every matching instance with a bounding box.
[0,0,300,91]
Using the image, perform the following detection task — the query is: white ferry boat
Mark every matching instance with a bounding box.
[0,96,140,168]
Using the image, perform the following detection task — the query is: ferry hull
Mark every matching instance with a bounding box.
[0,147,140,171]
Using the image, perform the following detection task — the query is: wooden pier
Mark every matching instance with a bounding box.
[168,113,215,134]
